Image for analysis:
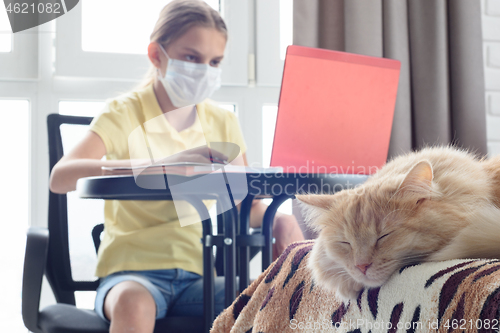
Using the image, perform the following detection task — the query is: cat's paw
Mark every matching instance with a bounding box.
[335,278,364,301]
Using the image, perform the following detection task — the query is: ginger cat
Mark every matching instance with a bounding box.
[297,146,500,301]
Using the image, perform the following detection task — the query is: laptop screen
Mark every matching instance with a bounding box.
[270,45,401,175]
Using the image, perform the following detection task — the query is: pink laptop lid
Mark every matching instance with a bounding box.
[270,45,401,175]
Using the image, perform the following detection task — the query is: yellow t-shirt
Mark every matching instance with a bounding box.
[90,84,247,277]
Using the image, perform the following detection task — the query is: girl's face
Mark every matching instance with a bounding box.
[155,26,226,76]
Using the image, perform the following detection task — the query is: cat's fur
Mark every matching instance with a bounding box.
[297,146,500,300]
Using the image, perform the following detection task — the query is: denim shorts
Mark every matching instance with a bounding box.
[94,268,226,322]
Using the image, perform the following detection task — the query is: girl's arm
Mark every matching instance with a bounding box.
[49,131,131,194]
[50,131,230,194]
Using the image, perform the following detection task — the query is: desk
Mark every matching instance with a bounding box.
[77,172,367,331]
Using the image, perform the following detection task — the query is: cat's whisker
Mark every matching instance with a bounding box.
[398,254,427,260]
[372,197,385,214]
[399,254,431,266]
[331,276,350,283]
[387,189,399,205]
[333,275,351,285]
[399,252,431,260]
[327,269,348,276]
[331,271,350,278]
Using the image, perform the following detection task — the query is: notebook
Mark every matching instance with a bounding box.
[270,45,401,175]
[101,162,282,176]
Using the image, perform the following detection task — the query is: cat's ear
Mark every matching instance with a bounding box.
[295,195,334,231]
[296,194,333,211]
[397,160,433,197]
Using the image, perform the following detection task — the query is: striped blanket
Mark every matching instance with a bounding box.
[211,241,500,333]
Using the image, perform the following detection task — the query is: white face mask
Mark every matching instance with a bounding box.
[158,44,222,107]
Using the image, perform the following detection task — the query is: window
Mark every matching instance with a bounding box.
[0,34,11,52]
[216,103,236,113]
[56,0,248,84]
[0,7,12,52]
[58,101,107,309]
[82,0,222,55]
[262,105,278,167]
[279,0,293,60]
[0,100,29,331]
[59,101,106,117]
[59,123,103,280]
[256,0,293,86]
[82,1,173,54]
[0,5,37,78]
[261,104,292,215]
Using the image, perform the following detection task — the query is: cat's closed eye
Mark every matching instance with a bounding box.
[416,198,426,205]
[339,241,351,247]
[377,233,391,243]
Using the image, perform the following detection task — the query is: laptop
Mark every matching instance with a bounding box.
[270,45,401,175]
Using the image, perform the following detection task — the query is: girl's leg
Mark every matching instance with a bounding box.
[104,281,156,333]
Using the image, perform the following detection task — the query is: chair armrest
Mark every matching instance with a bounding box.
[22,227,49,333]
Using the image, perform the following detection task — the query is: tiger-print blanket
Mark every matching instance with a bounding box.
[211,241,500,333]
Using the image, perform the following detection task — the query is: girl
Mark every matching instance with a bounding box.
[50,1,304,332]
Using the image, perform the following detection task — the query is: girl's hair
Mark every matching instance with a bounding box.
[138,0,227,88]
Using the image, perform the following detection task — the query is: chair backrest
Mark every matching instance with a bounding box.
[46,114,98,305]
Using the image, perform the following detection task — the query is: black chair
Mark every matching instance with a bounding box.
[22,114,206,333]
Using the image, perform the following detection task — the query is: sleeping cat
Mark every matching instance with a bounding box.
[297,146,500,301]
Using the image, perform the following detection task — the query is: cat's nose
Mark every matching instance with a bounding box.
[356,263,372,275]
